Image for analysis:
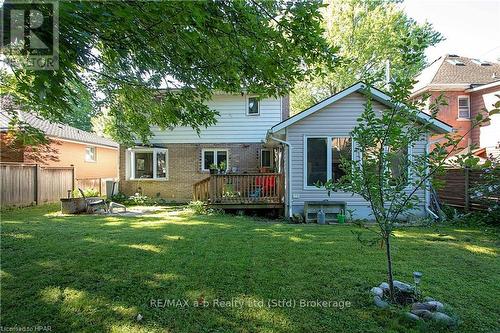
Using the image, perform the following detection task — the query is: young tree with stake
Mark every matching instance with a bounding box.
[321,79,499,302]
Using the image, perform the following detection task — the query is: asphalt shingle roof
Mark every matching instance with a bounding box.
[413,54,500,93]
[0,110,118,148]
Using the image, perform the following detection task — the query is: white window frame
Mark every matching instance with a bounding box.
[246,96,260,116]
[128,148,168,181]
[260,149,272,168]
[85,146,96,162]
[201,148,229,172]
[457,95,470,119]
[303,135,354,190]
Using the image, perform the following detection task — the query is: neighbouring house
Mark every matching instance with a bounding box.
[266,82,452,218]
[121,82,451,219]
[411,54,500,159]
[0,110,119,181]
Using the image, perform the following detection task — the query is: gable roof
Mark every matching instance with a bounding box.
[0,110,118,148]
[270,82,453,134]
[412,54,500,94]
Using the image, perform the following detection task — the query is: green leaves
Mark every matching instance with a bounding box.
[2,1,334,143]
[290,0,443,114]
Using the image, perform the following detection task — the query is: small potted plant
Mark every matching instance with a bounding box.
[209,163,218,174]
[218,161,227,174]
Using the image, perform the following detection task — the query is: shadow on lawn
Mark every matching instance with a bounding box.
[1,206,498,332]
[1,207,378,332]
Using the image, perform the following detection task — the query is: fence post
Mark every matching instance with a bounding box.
[99,178,102,196]
[35,164,41,205]
[71,166,75,191]
[464,167,470,212]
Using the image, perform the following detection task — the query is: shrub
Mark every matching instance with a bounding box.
[110,192,170,206]
[188,201,208,215]
[73,188,100,198]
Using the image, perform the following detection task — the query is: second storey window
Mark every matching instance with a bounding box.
[128,148,168,180]
[306,137,353,187]
[247,97,260,115]
[85,146,96,162]
[202,149,228,171]
[458,96,470,119]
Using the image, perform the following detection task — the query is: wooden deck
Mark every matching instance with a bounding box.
[193,173,284,209]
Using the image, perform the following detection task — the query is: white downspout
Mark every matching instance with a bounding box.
[269,135,293,218]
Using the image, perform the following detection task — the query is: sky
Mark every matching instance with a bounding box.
[402,0,500,63]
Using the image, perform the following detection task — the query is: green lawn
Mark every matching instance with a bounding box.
[1,205,499,333]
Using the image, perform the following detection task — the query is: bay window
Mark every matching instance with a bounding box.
[128,148,168,180]
[305,136,353,187]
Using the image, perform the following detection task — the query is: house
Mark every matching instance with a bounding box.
[121,82,451,219]
[0,110,119,181]
[119,94,289,203]
[411,54,500,158]
[267,82,452,218]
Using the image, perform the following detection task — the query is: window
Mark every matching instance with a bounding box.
[458,96,470,119]
[471,59,491,66]
[128,148,168,180]
[388,146,409,186]
[332,137,352,182]
[247,97,260,115]
[305,136,352,187]
[85,146,96,162]
[446,59,465,66]
[261,149,272,168]
[202,149,228,171]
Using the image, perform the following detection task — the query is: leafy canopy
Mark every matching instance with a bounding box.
[290,0,442,113]
[1,1,334,144]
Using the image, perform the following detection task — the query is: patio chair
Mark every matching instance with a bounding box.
[78,188,108,213]
[108,182,126,213]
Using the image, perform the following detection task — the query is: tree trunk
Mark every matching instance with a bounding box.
[384,234,395,302]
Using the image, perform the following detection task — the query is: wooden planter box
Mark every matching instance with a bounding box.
[60,198,86,214]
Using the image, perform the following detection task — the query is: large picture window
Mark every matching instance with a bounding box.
[332,137,352,182]
[202,149,228,171]
[388,145,410,186]
[128,148,168,180]
[305,137,352,187]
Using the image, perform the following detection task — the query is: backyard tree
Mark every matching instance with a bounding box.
[321,79,500,301]
[291,0,442,113]
[1,1,334,144]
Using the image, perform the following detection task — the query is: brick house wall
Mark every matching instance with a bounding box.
[470,85,500,147]
[427,90,472,150]
[119,143,272,201]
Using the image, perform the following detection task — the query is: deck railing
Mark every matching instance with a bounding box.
[193,173,284,205]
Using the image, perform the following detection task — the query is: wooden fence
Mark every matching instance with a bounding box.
[436,168,498,211]
[1,162,74,208]
[76,177,117,197]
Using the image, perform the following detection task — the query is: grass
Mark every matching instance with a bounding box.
[0,205,499,333]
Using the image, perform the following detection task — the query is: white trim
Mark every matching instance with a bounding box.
[465,80,500,92]
[303,135,354,190]
[260,149,272,168]
[457,95,470,119]
[201,148,229,171]
[246,96,260,116]
[270,82,453,134]
[127,147,168,180]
